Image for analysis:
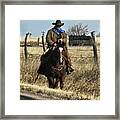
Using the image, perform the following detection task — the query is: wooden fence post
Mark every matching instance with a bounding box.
[24,32,31,61]
[41,31,45,52]
[24,32,29,61]
[38,37,40,46]
[91,31,98,63]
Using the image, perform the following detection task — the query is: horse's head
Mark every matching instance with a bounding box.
[55,39,65,64]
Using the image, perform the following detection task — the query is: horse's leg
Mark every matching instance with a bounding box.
[60,76,64,89]
[54,78,59,88]
[47,77,54,88]
[47,77,52,88]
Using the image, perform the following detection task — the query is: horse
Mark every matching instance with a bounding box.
[34,39,67,89]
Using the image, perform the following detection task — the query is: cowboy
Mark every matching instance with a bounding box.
[46,20,74,74]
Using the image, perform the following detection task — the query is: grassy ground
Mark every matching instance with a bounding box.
[20,44,100,100]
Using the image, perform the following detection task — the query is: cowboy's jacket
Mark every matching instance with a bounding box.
[46,28,67,47]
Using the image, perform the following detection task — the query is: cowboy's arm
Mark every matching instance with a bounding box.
[62,32,67,47]
[46,30,54,46]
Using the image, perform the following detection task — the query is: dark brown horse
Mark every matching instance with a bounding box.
[35,39,67,89]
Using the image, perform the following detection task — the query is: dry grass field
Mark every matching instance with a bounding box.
[20,37,100,100]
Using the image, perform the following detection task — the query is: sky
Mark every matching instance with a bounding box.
[20,20,100,37]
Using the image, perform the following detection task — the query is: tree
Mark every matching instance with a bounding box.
[67,23,89,36]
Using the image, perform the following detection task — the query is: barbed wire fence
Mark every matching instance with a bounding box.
[20,32,100,64]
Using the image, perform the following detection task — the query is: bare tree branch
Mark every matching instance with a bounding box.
[67,23,89,36]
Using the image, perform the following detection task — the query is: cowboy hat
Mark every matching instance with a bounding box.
[52,20,64,26]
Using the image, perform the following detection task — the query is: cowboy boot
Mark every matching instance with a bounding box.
[69,66,74,73]
[63,48,74,74]
[66,61,74,75]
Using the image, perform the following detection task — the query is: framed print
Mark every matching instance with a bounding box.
[0,0,120,119]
